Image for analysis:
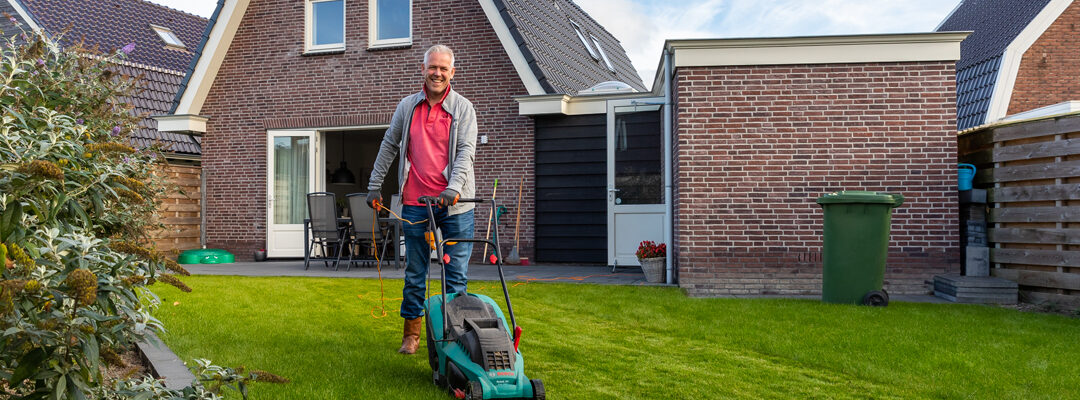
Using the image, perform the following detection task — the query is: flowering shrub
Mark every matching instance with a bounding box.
[0,24,283,399]
[635,240,666,260]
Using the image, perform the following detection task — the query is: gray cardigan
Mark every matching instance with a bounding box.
[367,88,477,215]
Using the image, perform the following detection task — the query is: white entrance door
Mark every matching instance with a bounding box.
[267,130,316,257]
[607,98,666,267]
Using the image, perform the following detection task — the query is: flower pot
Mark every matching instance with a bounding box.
[253,249,267,262]
[638,257,665,283]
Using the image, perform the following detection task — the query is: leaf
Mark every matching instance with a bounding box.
[1,198,22,241]
[52,374,65,400]
[81,336,99,370]
[67,374,87,400]
[10,348,47,387]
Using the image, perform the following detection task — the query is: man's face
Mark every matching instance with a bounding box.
[423,52,455,96]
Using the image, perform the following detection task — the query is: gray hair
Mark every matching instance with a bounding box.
[424,45,455,67]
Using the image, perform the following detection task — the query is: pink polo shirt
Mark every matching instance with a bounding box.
[402,86,452,206]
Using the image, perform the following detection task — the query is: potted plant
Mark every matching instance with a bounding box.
[636,240,666,283]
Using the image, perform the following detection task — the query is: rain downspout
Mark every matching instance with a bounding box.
[663,47,674,284]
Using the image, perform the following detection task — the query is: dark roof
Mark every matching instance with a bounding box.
[936,0,1052,129]
[494,0,646,95]
[19,0,207,155]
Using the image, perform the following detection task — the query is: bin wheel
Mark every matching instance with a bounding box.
[862,290,889,307]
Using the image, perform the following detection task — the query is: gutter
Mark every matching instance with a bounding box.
[169,0,226,113]
[663,48,674,285]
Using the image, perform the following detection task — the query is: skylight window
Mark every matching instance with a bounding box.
[570,20,598,60]
[591,35,615,72]
[151,25,184,48]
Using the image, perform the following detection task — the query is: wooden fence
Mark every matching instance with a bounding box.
[958,114,1080,308]
[150,163,201,255]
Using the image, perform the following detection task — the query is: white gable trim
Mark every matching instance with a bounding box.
[6,0,40,31]
[666,32,968,68]
[173,0,251,116]
[985,0,1073,124]
[477,0,545,95]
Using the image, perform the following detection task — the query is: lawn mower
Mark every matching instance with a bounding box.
[418,196,544,400]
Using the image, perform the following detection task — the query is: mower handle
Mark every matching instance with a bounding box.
[417,196,486,205]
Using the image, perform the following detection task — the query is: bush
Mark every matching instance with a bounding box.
[0,23,281,399]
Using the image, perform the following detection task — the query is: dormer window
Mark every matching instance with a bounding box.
[570,20,598,60]
[591,35,615,72]
[306,0,346,53]
[369,0,412,48]
[151,25,185,49]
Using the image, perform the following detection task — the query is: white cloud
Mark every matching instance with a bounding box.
[576,0,962,88]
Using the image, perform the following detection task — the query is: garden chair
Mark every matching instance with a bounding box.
[306,192,347,270]
[344,193,391,271]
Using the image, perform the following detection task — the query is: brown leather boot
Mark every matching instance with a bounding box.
[398,317,423,354]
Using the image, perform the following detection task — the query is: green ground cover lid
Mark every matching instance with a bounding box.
[177,248,235,264]
[816,191,904,207]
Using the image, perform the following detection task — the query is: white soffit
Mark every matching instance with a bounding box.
[154,114,209,133]
[985,0,1072,123]
[667,32,970,67]
[478,0,545,96]
[174,0,251,115]
[515,93,654,116]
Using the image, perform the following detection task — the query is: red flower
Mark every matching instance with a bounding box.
[635,241,666,259]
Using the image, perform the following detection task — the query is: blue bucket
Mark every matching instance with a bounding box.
[958,163,976,191]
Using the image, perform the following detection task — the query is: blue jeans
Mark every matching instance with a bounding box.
[400,205,474,320]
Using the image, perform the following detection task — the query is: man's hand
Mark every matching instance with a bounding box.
[437,189,459,207]
[366,191,383,210]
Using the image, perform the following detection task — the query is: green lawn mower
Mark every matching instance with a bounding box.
[418,197,544,400]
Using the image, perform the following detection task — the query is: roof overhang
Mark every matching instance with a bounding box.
[664,31,969,69]
[515,92,657,116]
[984,0,1072,124]
[154,114,209,134]
[170,0,250,117]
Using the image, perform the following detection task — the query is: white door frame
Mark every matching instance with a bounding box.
[606,97,668,267]
[266,129,318,258]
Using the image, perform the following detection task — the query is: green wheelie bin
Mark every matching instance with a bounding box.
[816,191,904,306]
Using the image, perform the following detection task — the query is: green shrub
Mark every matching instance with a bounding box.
[0,23,281,399]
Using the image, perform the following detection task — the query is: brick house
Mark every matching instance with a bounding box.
[938,0,1080,129]
[162,0,967,296]
[156,0,643,262]
[4,0,208,254]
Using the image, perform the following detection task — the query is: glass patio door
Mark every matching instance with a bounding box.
[267,130,316,257]
[607,98,666,267]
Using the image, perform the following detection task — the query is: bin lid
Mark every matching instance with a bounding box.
[177,248,235,264]
[816,191,904,207]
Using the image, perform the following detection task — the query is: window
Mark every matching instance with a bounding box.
[591,36,615,72]
[151,25,185,49]
[306,0,345,53]
[369,0,411,48]
[570,20,598,60]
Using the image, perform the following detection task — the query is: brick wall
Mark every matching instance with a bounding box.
[200,0,534,260]
[674,62,961,296]
[1008,0,1080,115]
[150,163,201,255]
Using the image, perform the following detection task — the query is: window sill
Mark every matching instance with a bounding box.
[367,42,412,52]
[302,48,346,56]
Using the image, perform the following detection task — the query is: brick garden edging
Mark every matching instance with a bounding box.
[135,332,196,390]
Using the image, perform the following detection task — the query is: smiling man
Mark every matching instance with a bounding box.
[366,45,478,355]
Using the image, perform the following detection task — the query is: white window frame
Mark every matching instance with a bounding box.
[368,0,412,49]
[150,24,185,49]
[591,35,615,72]
[305,0,346,54]
[570,20,598,60]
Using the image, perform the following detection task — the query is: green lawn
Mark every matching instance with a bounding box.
[149,276,1079,399]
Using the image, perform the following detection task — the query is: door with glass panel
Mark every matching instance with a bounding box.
[607,98,666,267]
[267,130,316,258]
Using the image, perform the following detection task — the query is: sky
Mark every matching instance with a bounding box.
[146,0,964,87]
